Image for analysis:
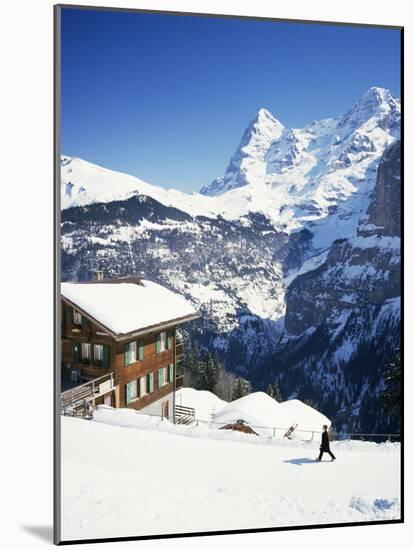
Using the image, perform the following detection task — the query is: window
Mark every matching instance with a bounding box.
[140,376,147,397]
[167,331,173,350]
[81,343,91,361]
[156,332,167,353]
[73,310,82,325]
[126,380,138,404]
[125,341,137,366]
[94,344,103,361]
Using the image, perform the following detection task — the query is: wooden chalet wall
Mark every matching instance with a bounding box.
[61,300,178,412]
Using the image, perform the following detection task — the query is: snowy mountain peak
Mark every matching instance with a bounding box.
[338,86,400,132]
[200,109,285,196]
[361,86,399,107]
[254,107,283,126]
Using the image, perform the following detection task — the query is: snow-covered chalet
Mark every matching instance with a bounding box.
[60,275,199,419]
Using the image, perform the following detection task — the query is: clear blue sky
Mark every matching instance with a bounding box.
[61,8,401,192]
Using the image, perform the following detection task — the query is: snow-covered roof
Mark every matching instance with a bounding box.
[61,279,198,336]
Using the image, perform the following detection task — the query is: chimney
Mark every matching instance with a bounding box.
[93,270,104,281]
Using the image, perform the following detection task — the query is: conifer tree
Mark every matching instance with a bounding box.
[201,351,220,392]
[266,382,282,402]
[381,349,401,427]
[272,382,282,402]
[232,377,251,400]
[186,342,203,389]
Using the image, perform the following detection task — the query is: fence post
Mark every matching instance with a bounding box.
[273,427,276,438]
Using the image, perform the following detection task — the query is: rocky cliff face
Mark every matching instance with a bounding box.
[254,141,401,433]
[362,140,401,237]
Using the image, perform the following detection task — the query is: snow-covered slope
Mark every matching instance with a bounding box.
[61,415,400,540]
[61,155,216,217]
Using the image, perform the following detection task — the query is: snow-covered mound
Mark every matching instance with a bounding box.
[61,415,401,540]
[175,387,227,421]
[279,399,331,433]
[212,393,331,437]
[212,392,295,437]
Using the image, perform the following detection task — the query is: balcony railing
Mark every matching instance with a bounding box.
[175,404,195,425]
[175,342,183,358]
[61,372,115,416]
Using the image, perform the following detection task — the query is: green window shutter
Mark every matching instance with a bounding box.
[169,363,174,384]
[138,340,144,361]
[126,383,132,405]
[158,368,163,388]
[102,345,109,368]
[81,315,88,329]
[167,332,173,350]
[149,373,154,393]
[124,343,130,366]
[65,305,72,324]
[73,343,80,363]
[156,334,161,354]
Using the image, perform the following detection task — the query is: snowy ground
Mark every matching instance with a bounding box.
[61,414,401,542]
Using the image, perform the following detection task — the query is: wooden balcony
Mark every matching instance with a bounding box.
[61,372,115,416]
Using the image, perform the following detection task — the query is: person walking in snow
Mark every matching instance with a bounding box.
[317,425,336,461]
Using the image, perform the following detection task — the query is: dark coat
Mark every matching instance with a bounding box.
[320,431,331,451]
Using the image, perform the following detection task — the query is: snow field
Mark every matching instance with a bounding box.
[61,414,400,541]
